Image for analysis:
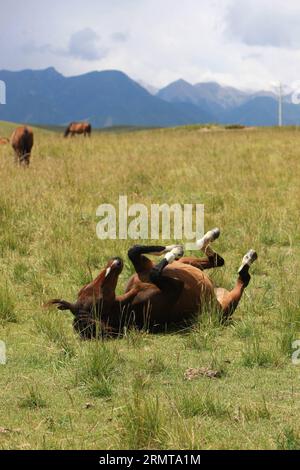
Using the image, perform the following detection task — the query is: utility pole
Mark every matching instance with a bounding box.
[270,81,284,127]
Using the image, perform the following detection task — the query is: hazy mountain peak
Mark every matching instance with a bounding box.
[157,79,199,105]
[173,78,193,86]
[159,79,255,109]
[44,66,59,74]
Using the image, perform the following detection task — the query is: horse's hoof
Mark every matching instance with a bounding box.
[238,249,258,273]
[173,245,184,259]
[165,245,184,263]
[196,228,220,250]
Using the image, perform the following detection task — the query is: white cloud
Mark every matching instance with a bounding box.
[111,32,129,43]
[1,0,300,91]
[68,28,107,61]
[226,0,300,48]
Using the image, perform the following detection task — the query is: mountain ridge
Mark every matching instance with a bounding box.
[1,67,299,127]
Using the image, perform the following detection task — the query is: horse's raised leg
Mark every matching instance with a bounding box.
[128,244,183,274]
[216,249,257,320]
[181,228,225,270]
[149,246,185,302]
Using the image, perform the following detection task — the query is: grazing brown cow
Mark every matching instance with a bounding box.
[48,229,257,339]
[64,122,92,138]
[10,126,34,166]
[0,137,9,145]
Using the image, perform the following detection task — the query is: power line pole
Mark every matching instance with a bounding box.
[270,81,284,127]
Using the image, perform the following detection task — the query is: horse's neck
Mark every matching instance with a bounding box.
[109,297,133,316]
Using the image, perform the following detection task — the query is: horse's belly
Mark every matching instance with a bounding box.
[164,262,215,318]
[129,262,216,324]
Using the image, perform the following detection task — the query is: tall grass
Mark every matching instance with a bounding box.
[0,284,17,323]
[186,305,223,351]
[277,427,300,450]
[176,391,230,419]
[1,123,300,449]
[19,385,47,409]
[241,336,279,368]
[34,310,77,358]
[121,390,165,449]
[75,342,121,398]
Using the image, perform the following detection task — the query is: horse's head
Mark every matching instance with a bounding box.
[47,256,124,338]
[47,257,123,314]
[64,126,70,137]
[100,257,124,301]
[74,256,123,308]
[70,257,124,338]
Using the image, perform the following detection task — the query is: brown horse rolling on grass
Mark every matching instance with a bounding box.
[64,122,92,138]
[48,228,257,339]
[10,126,34,166]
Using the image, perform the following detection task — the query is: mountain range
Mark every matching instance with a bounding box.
[0,67,299,128]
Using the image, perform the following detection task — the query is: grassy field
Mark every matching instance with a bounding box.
[0,121,300,450]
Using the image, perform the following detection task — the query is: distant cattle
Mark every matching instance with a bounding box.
[10,126,34,166]
[64,122,92,138]
[0,137,9,145]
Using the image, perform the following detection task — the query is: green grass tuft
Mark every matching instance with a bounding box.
[19,386,47,409]
[0,284,17,323]
[75,342,120,398]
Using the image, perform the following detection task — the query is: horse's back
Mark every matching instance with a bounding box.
[11,126,33,150]
[70,122,90,133]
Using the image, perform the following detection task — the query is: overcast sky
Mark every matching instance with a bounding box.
[1,0,300,90]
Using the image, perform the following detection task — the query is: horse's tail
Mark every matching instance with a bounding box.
[87,124,92,135]
[64,124,71,137]
[45,299,77,315]
[20,127,33,164]
[23,127,30,148]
